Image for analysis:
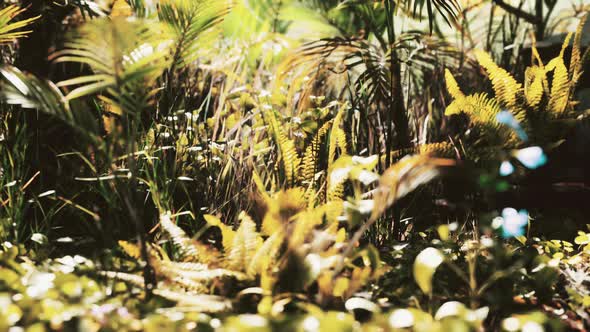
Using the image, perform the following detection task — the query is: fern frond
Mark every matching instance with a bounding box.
[326,106,348,201]
[300,120,332,186]
[264,109,301,185]
[247,231,284,277]
[160,213,220,264]
[0,5,40,44]
[118,240,141,259]
[161,274,208,293]
[444,69,464,99]
[446,93,519,145]
[388,142,455,161]
[570,13,588,84]
[445,93,499,123]
[546,33,573,117]
[524,66,545,108]
[226,212,262,272]
[474,50,524,119]
[326,167,346,201]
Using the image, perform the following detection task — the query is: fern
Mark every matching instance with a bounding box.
[159,213,220,264]
[444,69,464,99]
[570,13,588,85]
[225,212,262,273]
[524,66,545,108]
[326,105,348,201]
[247,231,284,277]
[474,50,524,120]
[447,17,587,153]
[388,142,455,161]
[118,240,141,260]
[546,33,573,116]
[300,120,332,187]
[264,109,301,186]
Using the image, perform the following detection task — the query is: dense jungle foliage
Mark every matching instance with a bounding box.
[0,0,589,330]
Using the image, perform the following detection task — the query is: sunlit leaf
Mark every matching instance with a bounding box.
[413,247,444,295]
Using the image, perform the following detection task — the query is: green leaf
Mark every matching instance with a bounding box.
[413,247,444,295]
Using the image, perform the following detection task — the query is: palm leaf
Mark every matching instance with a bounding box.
[159,0,233,67]
[52,18,171,114]
[0,66,98,137]
[0,5,40,44]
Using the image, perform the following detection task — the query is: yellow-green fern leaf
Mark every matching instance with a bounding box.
[474,50,523,113]
[264,109,301,185]
[444,69,464,100]
[571,14,588,84]
[247,231,284,277]
[524,66,545,108]
[160,213,220,264]
[328,104,347,171]
[387,142,455,162]
[445,93,500,123]
[546,33,573,116]
[226,212,263,271]
[100,271,145,288]
[445,93,519,145]
[118,240,141,260]
[300,120,332,187]
[326,105,348,201]
[158,260,247,282]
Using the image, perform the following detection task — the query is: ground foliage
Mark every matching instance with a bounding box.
[0,0,589,331]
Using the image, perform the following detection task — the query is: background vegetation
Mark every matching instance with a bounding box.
[0,0,589,330]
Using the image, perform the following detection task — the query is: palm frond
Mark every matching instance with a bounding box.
[52,18,171,114]
[159,0,233,67]
[0,5,40,44]
[0,66,98,137]
[405,0,461,32]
